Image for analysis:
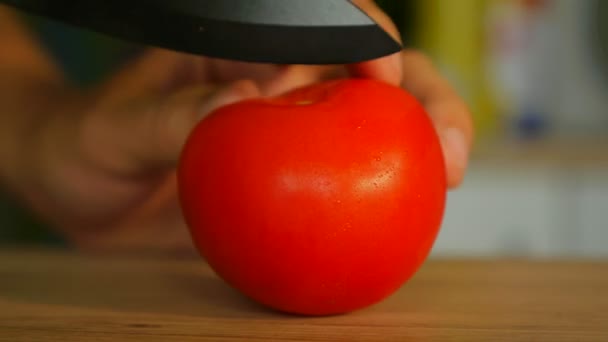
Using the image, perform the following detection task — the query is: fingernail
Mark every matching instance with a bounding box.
[440,128,468,182]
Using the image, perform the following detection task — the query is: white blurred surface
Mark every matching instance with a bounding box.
[431,161,608,259]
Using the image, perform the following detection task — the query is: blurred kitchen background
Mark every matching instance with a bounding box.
[1,0,607,259]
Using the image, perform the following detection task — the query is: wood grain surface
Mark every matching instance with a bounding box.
[0,247,606,341]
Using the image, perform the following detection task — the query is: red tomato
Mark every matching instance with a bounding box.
[178,79,446,316]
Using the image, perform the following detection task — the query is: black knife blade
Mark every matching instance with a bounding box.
[1,0,402,64]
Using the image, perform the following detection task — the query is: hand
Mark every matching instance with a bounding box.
[228,0,474,187]
[13,51,344,254]
[350,0,474,188]
[10,1,473,254]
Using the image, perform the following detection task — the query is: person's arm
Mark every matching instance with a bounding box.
[0,5,67,195]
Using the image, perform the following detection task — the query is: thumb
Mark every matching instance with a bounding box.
[91,80,261,175]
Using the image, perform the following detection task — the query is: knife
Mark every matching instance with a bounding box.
[0,0,402,64]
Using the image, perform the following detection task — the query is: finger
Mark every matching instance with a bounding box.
[346,0,404,86]
[86,80,261,175]
[206,59,343,97]
[261,65,340,96]
[132,80,261,170]
[206,58,282,85]
[400,50,474,188]
[99,48,206,104]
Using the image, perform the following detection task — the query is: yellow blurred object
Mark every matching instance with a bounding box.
[413,0,502,143]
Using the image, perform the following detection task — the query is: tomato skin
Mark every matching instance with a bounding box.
[178,79,446,316]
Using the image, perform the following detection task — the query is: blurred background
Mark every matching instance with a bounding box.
[398,0,608,259]
[1,0,607,259]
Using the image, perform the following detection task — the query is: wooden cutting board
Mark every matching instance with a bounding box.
[0,247,607,341]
